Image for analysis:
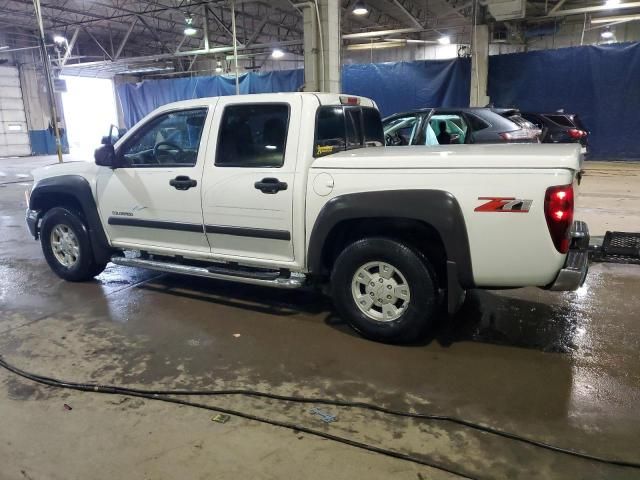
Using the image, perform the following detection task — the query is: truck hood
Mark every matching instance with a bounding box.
[312,143,582,171]
[31,160,100,184]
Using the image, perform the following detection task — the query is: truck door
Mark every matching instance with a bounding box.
[201,96,301,264]
[96,106,212,255]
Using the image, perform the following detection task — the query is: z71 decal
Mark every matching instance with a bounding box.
[474,197,533,213]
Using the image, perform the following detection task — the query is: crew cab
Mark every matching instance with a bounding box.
[26,93,589,343]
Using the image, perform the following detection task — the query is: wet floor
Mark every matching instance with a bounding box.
[1,156,640,479]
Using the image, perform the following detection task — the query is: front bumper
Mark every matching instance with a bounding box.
[547,221,590,291]
[26,208,40,239]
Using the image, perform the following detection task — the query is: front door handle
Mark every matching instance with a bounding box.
[169,175,197,190]
[254,177,288,194]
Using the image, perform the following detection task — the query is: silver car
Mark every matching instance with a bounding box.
[382,107,541,146]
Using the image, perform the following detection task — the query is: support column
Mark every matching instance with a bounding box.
[302,0,341,93]
[470,24,490,107]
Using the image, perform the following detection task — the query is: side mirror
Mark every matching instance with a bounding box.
[101,135,111,145]
[95,144,116,168]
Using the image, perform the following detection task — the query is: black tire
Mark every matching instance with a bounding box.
[330,237,439,344]
[40,207,106,282]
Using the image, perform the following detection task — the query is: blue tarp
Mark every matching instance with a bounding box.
[117,45,640,159]
[117,69,304,127]
[342,58,471,117]
[117,58,471,127]
[489,42,640,159]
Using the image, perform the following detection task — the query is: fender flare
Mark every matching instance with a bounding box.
[29,175,113,265]
[307,189,475,289]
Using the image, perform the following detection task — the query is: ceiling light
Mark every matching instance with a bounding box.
[352,0,369,15]
[271,48,285,59]
[53,35,67,44]
[438,35,451,45]
[601,29,614,38]
[0,46,9,51]
[184,17,197,36]
[215,60,223,73]
[605,0,621,7]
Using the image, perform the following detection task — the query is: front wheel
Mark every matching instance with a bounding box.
[40,207,106,282]
[330,237,440,344]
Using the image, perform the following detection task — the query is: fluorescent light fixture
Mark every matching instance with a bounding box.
[265,145,277,150]
[601,29,615,38]
[605,0,621,7]
[0,46,9,51]
[53,35,67,44]
[271,48,285,59]
[346,40,407,50]
[591,13,640,23]
[352,0,369,15]
[121,66,174,74]
[184,16,196,36]
[438,35,451,45]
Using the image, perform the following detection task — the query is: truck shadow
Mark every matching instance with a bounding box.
[139,273,332,317]
[433,290,581,353]
[325,290,580,353]
[139,274,579,354]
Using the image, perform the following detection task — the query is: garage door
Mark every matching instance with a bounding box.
[0,66,30,157]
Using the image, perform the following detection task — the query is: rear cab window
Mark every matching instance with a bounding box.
[314,106,384,157]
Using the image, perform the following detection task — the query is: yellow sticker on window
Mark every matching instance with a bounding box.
[316,145,334,156]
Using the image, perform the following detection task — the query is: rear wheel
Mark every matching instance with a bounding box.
[40,207,107,281]
[330,237,440,344]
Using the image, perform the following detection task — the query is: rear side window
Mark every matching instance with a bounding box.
[545,114,575,128]
[216,103,289,168]
[467,113,490,131]
[315,106,384,157]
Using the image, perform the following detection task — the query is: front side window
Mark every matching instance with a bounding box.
[383,115,420,146]
[120,108,207,167]
[215,103,289,168]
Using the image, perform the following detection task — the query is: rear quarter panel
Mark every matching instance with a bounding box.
[306,167,574,287]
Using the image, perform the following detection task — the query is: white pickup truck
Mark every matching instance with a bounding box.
[26,93,589,343]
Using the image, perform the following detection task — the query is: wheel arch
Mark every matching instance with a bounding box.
[29,175,113,265]
[307,190,475,290]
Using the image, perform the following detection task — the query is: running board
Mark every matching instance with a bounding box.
[110,255,306,289]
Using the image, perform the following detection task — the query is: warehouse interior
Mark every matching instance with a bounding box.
[1,1,640,479]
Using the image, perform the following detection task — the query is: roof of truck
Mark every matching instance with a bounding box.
[146,92,376,113]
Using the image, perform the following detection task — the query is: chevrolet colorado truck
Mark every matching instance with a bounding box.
[26,93,589,343]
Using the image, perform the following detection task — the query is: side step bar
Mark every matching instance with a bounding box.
[111,255,306,289]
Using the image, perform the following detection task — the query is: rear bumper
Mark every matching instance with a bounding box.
[26,208,40,239]
[547,221,589,291]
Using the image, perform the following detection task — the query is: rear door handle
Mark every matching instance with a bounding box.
[254,177,288,194]
[169,175,197,190]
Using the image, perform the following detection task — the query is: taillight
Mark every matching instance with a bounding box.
[499,129,539,141]
[567,128,585,139]
[544,184,574,253]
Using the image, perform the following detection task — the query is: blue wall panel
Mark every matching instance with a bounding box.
[489,42,640,159]
[342,58,471,117]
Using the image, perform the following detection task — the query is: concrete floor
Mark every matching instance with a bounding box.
[1,156,639,479]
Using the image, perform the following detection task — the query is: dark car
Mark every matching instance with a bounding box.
[382,107,541,147]
[521,112,588,154]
